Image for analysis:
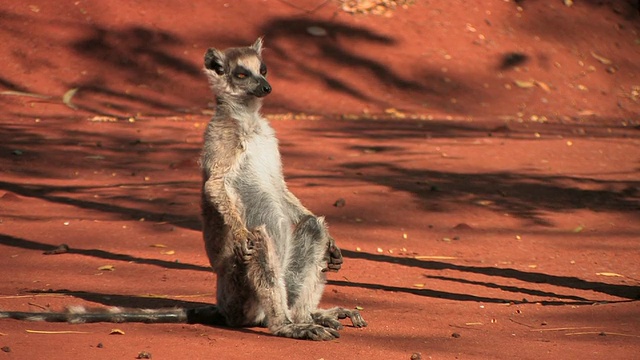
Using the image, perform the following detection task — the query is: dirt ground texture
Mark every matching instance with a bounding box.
[1,0,639,359]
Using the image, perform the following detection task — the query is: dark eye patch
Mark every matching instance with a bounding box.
[233,65,252,79]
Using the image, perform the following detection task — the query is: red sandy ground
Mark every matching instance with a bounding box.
[1,1,639,359]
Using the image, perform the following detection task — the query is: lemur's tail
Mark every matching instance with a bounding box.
[0,305,226,325]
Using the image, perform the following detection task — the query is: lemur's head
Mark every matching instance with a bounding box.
[204,38,271,99]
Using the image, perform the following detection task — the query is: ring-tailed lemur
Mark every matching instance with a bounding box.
[0,38,366,341]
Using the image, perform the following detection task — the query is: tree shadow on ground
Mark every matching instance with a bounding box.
[0,9,487,118]
[0,118,202,231]
[339,161,639,226]
[0,180,201,231]
[341,250,640,301]
[2,233,637,306]
[258,16,484,114]
[2,117,638,230]
[0,234,209,272]
[259,17,419,102]
[0,10,213,118]
[287,118,640,226]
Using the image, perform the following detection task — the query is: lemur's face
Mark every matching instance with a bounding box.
[204,38,271,98]
[227,54,271,98]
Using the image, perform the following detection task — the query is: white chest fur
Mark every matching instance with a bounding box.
[241,120,282,189]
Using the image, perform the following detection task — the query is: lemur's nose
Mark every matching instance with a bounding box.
[252,78,272,97]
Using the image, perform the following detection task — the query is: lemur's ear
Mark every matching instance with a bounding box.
[251,37,264,55]
[204,48,225,75]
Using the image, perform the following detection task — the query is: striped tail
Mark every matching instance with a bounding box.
[0,305,226,325]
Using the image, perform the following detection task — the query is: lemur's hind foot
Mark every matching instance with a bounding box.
[272,322,340,341]
[312,307,368,330]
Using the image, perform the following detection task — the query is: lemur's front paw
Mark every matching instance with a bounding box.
[234,226,269,264]
[234,231,257,264]
[323,237,343,272]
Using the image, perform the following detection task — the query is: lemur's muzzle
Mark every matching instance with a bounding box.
[251,78,272,98]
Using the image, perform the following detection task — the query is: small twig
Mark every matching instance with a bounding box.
[0,90,51,99]
[449,324,482,331]
[0,294,68,299]
[509,317,535,328]
[531,326,595,332]
[566,331,640,338]
[138,293,214,299]
[27,302,48,311]
[26,330,91,334]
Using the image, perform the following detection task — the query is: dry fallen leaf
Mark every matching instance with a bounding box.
[572,225,584,233]
[535,80,551,93]
[98,265,115,271]
[355,305,364,311]
[109,328,125,335]
[306,26,327,37]
[590,51,612,65]
[62,88,79,110]
[384,107,407,118]
[333,198,346,208]
[413,283,425,288]
[150,244,167,248]
[136,351,152,359]
[578,110,596,116]
[88,115,118,122]
[341,0,413,15]
[43,244,70,255]
[161,250,175,255]
[514,80,535,88]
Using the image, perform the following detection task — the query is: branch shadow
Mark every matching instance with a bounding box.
[257,16,482,113]
[0,118,203,232]
[0,234,209,272]
[291,118,640,226]
[0,180,201,231]
[341,250,640,301]
[1,8,492,117]
[340,161,639,226]
[0,10,210,118]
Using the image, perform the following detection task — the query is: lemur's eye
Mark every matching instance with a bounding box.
[235,72,248,79]
[260,63,267,76]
